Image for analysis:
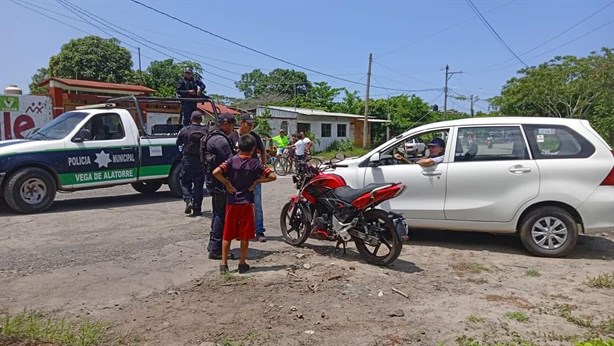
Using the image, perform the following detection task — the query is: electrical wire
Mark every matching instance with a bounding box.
[127,0,443,94]
[465,0,528,68]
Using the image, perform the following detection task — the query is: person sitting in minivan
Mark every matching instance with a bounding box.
[394,138,445,167]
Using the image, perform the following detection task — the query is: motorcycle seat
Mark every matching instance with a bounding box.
[334,183,392,202]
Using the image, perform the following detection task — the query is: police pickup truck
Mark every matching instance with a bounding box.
[0,96,217,213]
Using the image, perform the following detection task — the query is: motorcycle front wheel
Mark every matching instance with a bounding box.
[280,201,312,246]
[354,209,402,266]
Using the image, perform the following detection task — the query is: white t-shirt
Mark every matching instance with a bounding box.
[295,137,311,155]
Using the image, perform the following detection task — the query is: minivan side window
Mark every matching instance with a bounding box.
[523,125,595,159]
[454,126,528,162]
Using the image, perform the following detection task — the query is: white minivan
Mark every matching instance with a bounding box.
[332,117,614,257]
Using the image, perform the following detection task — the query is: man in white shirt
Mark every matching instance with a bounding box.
[394,138,445,167]
[293,132,312,161]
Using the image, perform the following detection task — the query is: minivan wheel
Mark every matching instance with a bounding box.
[519,206,578,258]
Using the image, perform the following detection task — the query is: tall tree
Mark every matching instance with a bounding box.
[492,48,614,143]
[28,67,49,94]
[48,36,133,83]
[140,59,203,97]
[235,68,311,99]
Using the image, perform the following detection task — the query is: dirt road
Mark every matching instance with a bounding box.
[1,177,613,345]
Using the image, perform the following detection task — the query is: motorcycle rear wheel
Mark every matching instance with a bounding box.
[280,201,312,246]
[354,209,402,266]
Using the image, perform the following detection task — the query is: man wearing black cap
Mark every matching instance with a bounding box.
[176,111,208,216]
[176,67,206,127]
[229,113,268,242]
[201,113,237,259]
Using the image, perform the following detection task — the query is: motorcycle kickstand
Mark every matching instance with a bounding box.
[335,240,347,255]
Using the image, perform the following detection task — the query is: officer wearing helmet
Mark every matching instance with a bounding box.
[176,67,206,126]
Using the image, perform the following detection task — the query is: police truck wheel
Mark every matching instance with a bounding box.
[168,164,183,198]
[3,167,57,214]
[131,181,162,194]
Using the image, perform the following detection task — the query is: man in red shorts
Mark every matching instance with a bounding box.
[212,134,277,274]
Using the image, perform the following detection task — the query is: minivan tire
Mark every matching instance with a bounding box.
[519,206,578,258]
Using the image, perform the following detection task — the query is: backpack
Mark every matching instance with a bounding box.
[201,130,234,171]
[184,126,207,157]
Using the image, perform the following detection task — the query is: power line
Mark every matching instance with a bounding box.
[374,62,441,87]
[482,1,614,71]
[375,0,515,59]
[127,0,442,94]
[56,0,238,90]
[465,0,528,68]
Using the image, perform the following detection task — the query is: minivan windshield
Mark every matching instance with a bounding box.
[28,112,89,140]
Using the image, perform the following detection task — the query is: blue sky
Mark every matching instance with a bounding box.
[1,0,613,113]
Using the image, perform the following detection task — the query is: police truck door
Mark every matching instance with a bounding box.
[63,112,138,188]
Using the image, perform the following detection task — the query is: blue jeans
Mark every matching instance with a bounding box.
[254,184,265,235]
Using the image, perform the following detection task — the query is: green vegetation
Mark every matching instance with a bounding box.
[0,310,115,346]
[505,311,529,323]
[467,314,485,324]
[575,338,614,346]
[586,273,614,289]
[451,262,490,273]
[525,268,540,277]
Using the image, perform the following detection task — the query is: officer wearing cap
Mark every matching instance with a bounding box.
[176,111,208,216]
[229,113,268,242]
[176,67,206,126]
[201,113,236,259]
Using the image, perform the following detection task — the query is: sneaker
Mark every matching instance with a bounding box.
[219,264,229,274]
[188,211,202,217]
[184,201,192,214]
[238,263,251,274]
[208,253,236,260]
[256,234,267,243]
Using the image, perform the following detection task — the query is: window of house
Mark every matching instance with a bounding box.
[337,124,347,137]
[281,121,289,134]
[523,125,595,159]
[453,126,527,162]
[321,123,332,138]
[297,123,311,134]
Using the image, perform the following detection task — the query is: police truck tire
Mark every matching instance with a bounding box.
[168,164,182,198]
[131,181,162,194]
[3,167,57,214]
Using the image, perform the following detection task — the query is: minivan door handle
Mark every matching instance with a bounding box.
[508,166,531,174]
[421,171,442,177]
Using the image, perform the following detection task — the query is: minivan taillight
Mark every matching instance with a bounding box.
[601,151,614,185]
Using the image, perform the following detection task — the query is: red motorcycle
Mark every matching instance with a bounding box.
[280,156,407,266]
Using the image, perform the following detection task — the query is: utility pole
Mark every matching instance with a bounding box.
[138,47,142,83]
[443,64,462,120]
[362,53,372,149]
[470,94,475,117]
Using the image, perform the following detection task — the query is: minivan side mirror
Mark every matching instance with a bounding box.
[73,128,92,142]
[369,153,381,166]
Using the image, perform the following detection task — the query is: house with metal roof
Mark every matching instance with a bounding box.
[255,105,388,150]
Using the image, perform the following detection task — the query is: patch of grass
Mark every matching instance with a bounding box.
[505,311,529,323]
[586,273,614,289]
[467,314,484,324]
[575,338,614,346]
[455,335,480,346]
[558,304,594,329]
[451,262,490,273]
[594,316,614,335]
[0,310,111,346]
[485,294,532,309]
[526,268,540,277]
[220,337,242,346]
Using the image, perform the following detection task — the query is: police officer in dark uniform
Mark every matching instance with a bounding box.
[201,113,236,259]
[176,111,207,217]
[176,67,206,126]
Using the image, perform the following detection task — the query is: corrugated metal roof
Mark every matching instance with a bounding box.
[260,106,388,122]
[38,78,156,93]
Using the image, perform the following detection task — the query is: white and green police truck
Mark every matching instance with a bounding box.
[0,96,217,213]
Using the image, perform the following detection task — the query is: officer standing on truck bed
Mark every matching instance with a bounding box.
[176,67,206,126]
[176,111,208,217]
